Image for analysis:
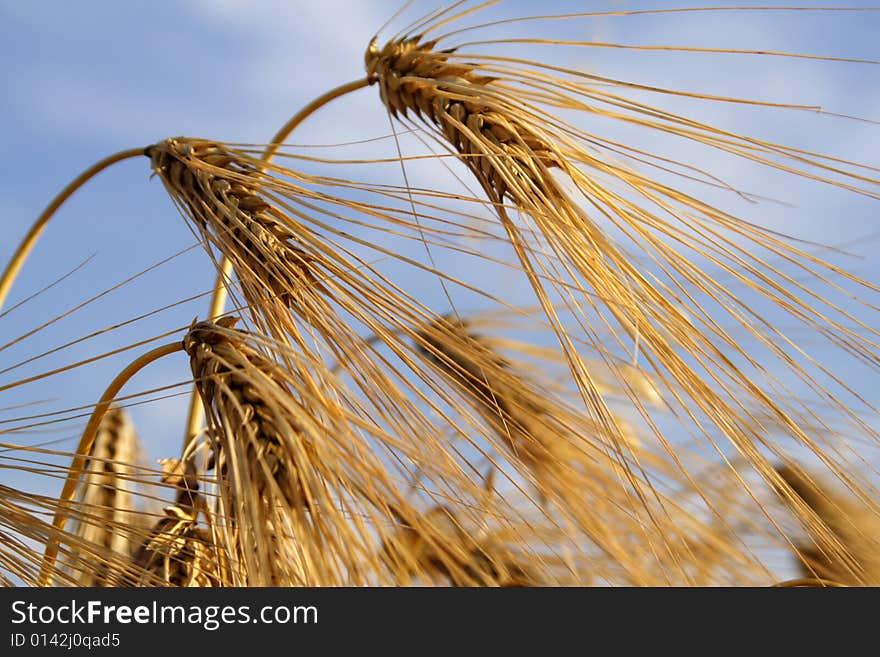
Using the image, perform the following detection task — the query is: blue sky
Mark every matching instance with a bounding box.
[1,1,879,580]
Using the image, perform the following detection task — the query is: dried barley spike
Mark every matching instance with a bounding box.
[183,317,386,586]
[184,317,314,513]
[776,465,880,586]
[379,468,548,587]
[65,405,147,586]
[413,315,782,585]
[130,458,224,587]
[148,138,315,307]
[367,36,559,204]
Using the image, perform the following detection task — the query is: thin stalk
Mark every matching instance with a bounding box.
[262,77,371,162]
[0,147,147,310]
[180,77,371,451]
[39,340,183,586]
[181,260,233,446]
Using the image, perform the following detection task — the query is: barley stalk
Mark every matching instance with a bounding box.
[0,148,146,311]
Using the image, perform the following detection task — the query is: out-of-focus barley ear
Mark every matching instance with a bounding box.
[129,458,228,587]
[412,314,626,578]
[774,464,880,586]
[363,10,880,516]
[416,314,592,473]
[414,314,655,484]
[379,502,543,587]
[378,470,553,586]
[412,313,774,585]
[62,405,150,586]
[40,340,184,585]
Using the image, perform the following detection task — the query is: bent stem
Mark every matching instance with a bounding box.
[39,340,183,586]
[0,147,147,310]
[181,76,371,450]
[262,77,371,163]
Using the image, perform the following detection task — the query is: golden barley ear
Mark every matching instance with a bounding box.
[365,35,554,206]
[183,317,426,585]
[774,464,880,587]
[62,405,152,586]
[415,315,567,474]
[148,138,318,312]
[184,316,332,585]
[148,137,380,388]
[414,313,649,490]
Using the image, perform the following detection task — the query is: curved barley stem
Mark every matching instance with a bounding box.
[39,340,183,586]
[0,147,146,310]
[181,77,371,451]
[263,77,371,163]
